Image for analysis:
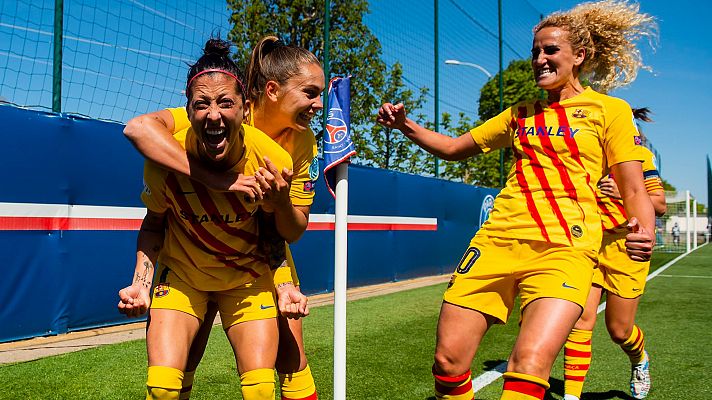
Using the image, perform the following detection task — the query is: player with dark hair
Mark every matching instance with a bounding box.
[377,1,657,398]
[563,108,666,400]
[118,37,301,400]
[123,35,324,400]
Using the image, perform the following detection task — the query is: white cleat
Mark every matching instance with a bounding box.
[563,395,580,400]
[630,351,651,399]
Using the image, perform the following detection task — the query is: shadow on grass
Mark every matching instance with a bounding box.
[546,377,634,400]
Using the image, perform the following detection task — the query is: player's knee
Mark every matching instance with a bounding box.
[433,350,470,377]
[607,323,633,343]
[508,349,551,377]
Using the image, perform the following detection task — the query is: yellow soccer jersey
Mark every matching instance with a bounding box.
[598,146,663,230]
[141,123,293,292]
[469,87,643,249]
[168,107,317,207]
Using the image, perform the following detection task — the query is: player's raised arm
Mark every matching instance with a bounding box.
[124,109,262,198]
[376,102,482,161]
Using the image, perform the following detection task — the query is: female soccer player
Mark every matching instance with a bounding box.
[376,1,657,399]
[563,108,666,400]
[118,37,300,400]
[123,36,324,400]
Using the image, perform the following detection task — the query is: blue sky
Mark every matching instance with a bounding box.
[542,1,711,206]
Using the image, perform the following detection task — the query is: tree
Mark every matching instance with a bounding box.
[359,62,430,173]
[442,59,545,187]
[227,0,427,169]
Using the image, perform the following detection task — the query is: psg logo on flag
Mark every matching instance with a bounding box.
[326,112,349,146]
[323,76,356,197]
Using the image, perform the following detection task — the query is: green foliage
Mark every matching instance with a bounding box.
[226,0,428,171]
[478,59,544,121]
[358,62,431,174]
[660,178,677,192]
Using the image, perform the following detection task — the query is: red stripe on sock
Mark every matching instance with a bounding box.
[565,348,592,358]
[432,368,471,384]
[503,379,546,398]
[564,374,587,382]
[281,392,318,400]
[435,379,473,395]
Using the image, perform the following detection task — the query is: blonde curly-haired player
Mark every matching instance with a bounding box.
[376,1,657,399]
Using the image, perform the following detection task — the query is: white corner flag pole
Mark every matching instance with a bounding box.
[333,162,349,400]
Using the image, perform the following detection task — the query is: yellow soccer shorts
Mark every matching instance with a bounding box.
[593,229,649,298]
[443,235,597,324]
[150,264,277,328]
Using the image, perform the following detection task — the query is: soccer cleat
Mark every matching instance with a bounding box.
[630,351,651,399]
[563,395,580,400]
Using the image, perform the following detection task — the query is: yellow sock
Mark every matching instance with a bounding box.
[619,324,646,364]
[564,328,593,398]
[146,366,183,400]
[501,372,549,400]
[279,364,318,399]
[432,366,474,400]
[240,368,275,400]
[179,369,195,400]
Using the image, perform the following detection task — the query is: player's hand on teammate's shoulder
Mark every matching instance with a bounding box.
[625,217,654,262]
[376,102,407,130]
[117,285,151,318]
[276,282,309,319]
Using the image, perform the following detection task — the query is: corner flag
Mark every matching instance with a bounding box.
[323,76,356,197]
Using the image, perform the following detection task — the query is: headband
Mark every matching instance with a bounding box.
[186,69,245,95]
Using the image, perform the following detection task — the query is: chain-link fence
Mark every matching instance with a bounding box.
[1,0,545,125]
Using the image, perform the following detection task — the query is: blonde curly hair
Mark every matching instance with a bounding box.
[535,0,658,93]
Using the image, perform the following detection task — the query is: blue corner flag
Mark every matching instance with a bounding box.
[323,76,356,198]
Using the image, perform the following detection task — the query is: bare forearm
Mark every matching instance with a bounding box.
[272,204,309,243]
[125,115,192,176]
[648,191,667,217]
[132,213,165,288]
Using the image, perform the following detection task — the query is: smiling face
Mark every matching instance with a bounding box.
[270,62,325,133]
[531,27,585,93]
[186,73,245,164]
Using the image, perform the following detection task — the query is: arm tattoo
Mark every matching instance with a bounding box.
[133,259,154,289]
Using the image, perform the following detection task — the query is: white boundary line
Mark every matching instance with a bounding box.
[470,243,708,392]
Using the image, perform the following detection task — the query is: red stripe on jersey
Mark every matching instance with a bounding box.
[503,378,546,398]
[190,182,258,245]
[564,348,592,358]
[165,174,258,258]
[597,199,621,228]
[219,256,261,278]
[551,103,595,196]
[518,105,571,243]
[513,107,550,241]
[534,102,577,200]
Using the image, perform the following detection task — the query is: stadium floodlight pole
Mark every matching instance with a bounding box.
[686,190,691,253]
[52,0,64,113]
[444,59,493,78]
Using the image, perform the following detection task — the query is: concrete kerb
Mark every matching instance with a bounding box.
[0,274,450,364]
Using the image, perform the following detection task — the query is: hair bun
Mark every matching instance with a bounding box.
[203,38,231,57]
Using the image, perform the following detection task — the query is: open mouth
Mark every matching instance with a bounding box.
[205,128,227,149]
[297,112,314,126]
[536,67,554,80]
